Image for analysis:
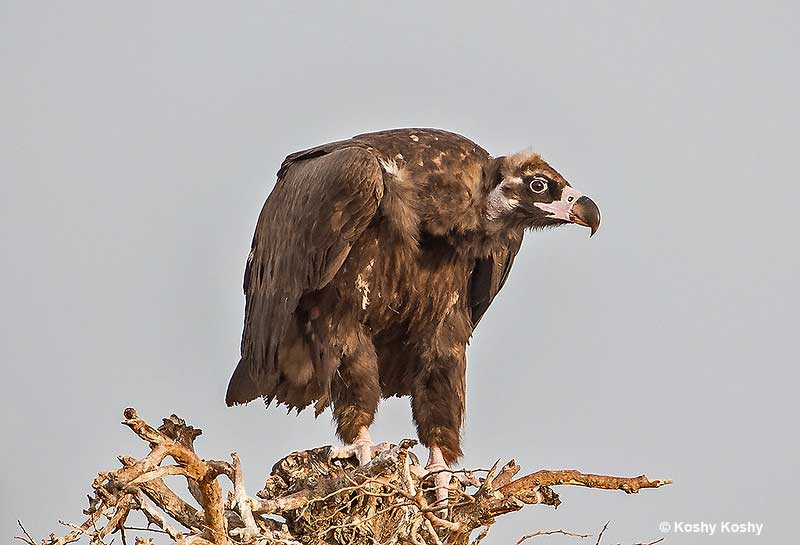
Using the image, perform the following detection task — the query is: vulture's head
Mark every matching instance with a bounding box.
[485,152,601,236]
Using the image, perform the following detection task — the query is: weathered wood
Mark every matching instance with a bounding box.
[17,408,670,545]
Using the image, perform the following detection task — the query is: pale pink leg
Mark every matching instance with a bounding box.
[425,445,451,507]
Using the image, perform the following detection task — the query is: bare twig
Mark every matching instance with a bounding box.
[121,527,169,535]
[118,455,204,532]
[595,521,610,545]
[136,492,183,541]
[515,529,592,545]
[15,521,37,545]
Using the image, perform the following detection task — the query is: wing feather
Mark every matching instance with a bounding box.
[468,235,523,328]
[227,146,384,405]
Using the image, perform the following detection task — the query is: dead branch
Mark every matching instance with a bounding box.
[122,409,228,544]
[18,408,670,545]
[502,471,671,497]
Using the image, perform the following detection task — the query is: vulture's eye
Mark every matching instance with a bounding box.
[528,177,549,194]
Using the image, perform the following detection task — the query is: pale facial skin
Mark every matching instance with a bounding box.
[486,157,601,236]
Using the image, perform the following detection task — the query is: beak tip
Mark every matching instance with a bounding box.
[573,195,600,239]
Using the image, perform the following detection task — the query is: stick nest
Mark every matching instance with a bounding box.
[16,408,671,545]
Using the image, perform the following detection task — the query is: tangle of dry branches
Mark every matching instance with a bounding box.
[15,408,671,545]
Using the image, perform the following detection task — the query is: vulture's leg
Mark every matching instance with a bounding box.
[410,333,469,506]
[425,445,452,506]
[328,336,388,465]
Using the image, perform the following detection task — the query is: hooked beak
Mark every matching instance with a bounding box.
[570,196,601,237]
[534,187,601,237]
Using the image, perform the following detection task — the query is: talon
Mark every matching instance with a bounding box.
[458,471,481,488]
[328,428,391,466]
[408,451,480,492]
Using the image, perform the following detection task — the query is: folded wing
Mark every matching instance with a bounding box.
[226,146,384,405]
[468,234,523,328]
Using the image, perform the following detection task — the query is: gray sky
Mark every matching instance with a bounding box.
[2,2,798,543]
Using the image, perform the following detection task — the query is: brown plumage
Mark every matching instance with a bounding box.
[226,128,600,469]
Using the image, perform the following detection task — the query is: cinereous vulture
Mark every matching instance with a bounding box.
[227,128,601,500]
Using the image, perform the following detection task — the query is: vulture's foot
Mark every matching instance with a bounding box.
[410,464,481,488]
[410,463,481,508]
[328,440,392,466]
[425,462,452,508]
[413,446,481,508]
[328,428,392,466]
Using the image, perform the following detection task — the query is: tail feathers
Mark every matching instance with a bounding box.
[225,358,261,406]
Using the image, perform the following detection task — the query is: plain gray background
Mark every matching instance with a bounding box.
[2,2,798,543]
